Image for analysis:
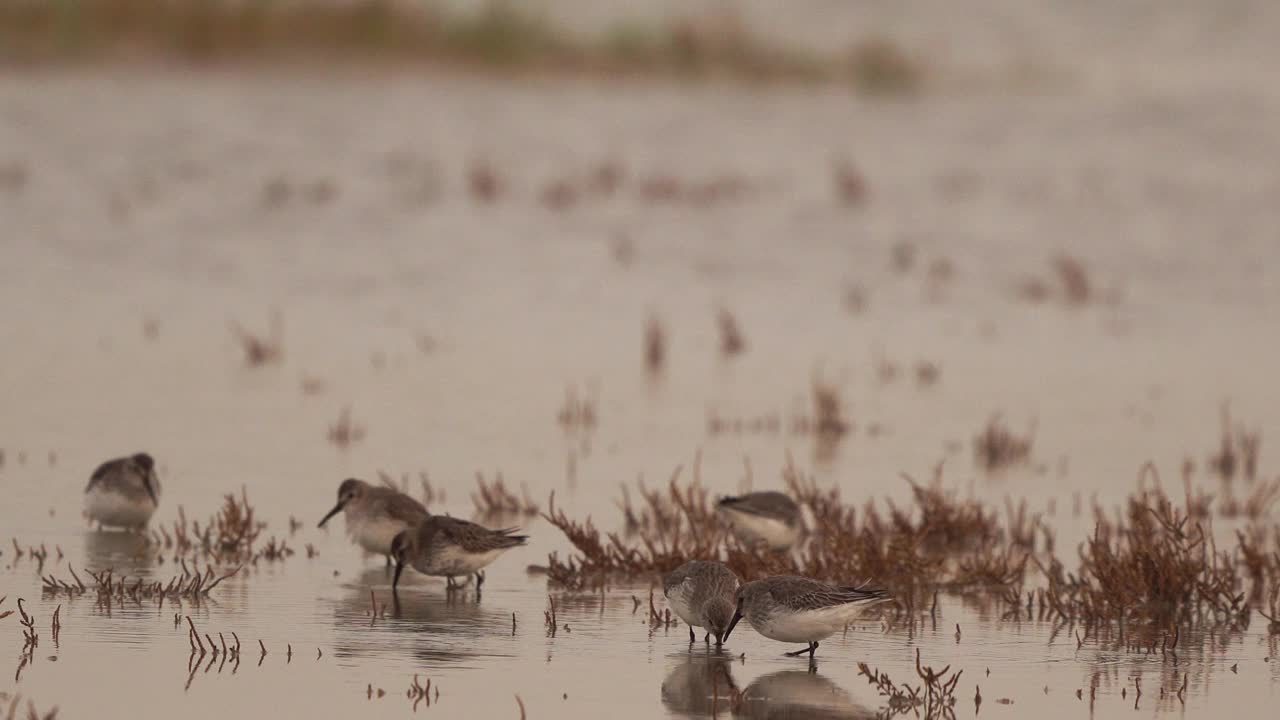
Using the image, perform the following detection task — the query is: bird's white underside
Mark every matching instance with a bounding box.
[720,508,799,550]
[85,487,156,528]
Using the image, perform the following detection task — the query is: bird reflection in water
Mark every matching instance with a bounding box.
[735,670,874,720]
[329,568,513,667]
[661,654,739,717]
[82,529,154,572]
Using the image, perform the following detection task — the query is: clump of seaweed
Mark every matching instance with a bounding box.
[857,649,962,718]
[546,457,1017,607]
[556,385,598,430]
[543,466,721,590]
[644,316,666,374]
[1258,585,1280,634]
[848,37,922,95]
[716,308,746,356]
[792,376,850,437]
[1037,482,1248,626]
[1053,254,1091,305]
[472,472,539,518]
[544,455,1280,634]
[1209,406,1261,484]
[146,489,293,566]
[42,563,240,609]
[0,693,57,720]
[327,406,366,448]
[407,674,437,711]
[1017,254,1093,306]
[231,312,283,367]
[972,415,1034,470]
[468,160,503,203]
[832,157,867,206]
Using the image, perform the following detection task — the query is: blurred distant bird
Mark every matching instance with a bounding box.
[390,515,527,592]
[663,560,740,645]
[318,478,428,561]
[716,491,802,551]
[84,452,160,529]
[724,576,889,658]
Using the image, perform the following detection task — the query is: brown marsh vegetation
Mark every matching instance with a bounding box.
[0,0,923,93]
[543,455,1280,636]
[0,692,58,720]
[973,415,1035,470]
[471,473,540,519]
[231,312,284,367]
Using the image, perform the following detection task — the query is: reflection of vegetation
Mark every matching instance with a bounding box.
[0,0,922,92]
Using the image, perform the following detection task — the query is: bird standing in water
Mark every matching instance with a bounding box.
[716,491,803,551]
[724,575,889,658]
[663,560,740,645]
[390,515,527,593]
[84,452,160,530]
[318,478,429,563]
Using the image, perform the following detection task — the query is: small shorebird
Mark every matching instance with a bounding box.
[390,515,528,592]
[663,560,740,645]
[318,478,429,560]
[724,575,889,658]
[84,452,160,529]
[716,491,802,551]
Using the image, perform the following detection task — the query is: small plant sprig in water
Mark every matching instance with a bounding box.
[150,488,294,565]
[857,649,962,718]
[973,415,1034,470]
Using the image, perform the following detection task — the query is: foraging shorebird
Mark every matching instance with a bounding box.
[318,478,429,560]
[84,452,160,529]
[723,575,889,658]
[390,515,528,592]
[663,560,740,645]
[716,491,802,551]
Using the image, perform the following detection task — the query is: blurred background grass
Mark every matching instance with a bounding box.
[0,0,921,92]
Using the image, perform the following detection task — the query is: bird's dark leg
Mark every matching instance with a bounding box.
[475,571,485,589]
[446,576,456,590]
[704,632,711,644]
[688,625,696,643]
[785,642,819,658]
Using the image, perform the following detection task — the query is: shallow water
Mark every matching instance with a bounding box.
[4,2,1280,715]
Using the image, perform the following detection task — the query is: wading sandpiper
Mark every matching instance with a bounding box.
[84,452,160,529]
[318,478,429,561]
[724,575,888,658]
[716,491,802,551]
[390,515,528,592]
[663,560,740,645]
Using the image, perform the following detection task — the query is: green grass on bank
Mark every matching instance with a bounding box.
[0,0,922,93]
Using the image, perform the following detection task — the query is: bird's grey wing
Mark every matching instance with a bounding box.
[85,458,124,492]
[777,583,888,612]
[384,492,429,524]
[440,517,527,552]
[663,564,694,597]
[718,492,798,521]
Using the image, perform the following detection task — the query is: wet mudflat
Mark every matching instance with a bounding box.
[4,4,1280,715]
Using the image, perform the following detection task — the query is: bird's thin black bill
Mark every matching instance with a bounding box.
[317,500,345,528]
[723,610,743,642]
